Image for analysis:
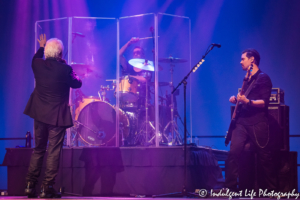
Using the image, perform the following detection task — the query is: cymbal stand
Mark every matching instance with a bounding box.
[69,89,85,147]
[135,80,157,146]
[142,28,163,145]
[146,80,149,142]
[165,62,182,145]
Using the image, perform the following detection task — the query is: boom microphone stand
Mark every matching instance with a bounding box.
[153,43,220,197]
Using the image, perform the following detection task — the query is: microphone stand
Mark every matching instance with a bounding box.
[153,44,219,197]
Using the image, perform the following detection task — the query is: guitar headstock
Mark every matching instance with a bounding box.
[193,59,205,73]
[245,64,253,80]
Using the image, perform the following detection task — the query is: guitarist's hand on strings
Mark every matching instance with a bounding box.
[237,93,249,104]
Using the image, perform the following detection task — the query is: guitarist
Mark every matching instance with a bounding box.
[225,49,276,192]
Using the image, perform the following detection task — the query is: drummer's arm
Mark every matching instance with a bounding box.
[120,55,128,71]
[119,40,131,71]
[119,37,139,71]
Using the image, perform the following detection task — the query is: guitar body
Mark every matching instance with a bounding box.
[225,65,253,146]
[225,120,235,146]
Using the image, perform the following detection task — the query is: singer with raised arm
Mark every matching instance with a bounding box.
[224,49,276,192]
[24,34,82,198]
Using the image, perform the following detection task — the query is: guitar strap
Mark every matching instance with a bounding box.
[244,72,262,97]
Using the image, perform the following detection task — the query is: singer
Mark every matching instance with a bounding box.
[224,49,276,192]
[23,34,82,198]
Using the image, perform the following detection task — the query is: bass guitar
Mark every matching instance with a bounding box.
[225,64,254,146]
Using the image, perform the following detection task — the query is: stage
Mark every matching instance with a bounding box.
[0,196,287,200]
[2,146,227,197]
[0,196,284,200]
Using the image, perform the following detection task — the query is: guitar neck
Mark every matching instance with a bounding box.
[231,78,248,119]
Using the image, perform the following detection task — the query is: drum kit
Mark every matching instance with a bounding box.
[70,56,187,147]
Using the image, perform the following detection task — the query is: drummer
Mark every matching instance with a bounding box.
[119,37,152,82]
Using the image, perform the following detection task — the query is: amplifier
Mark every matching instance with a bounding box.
[268,105,289,151]
[238,88,284,104]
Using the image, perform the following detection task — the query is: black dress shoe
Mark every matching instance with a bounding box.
[25,182,37,198]
[40,184,61,198]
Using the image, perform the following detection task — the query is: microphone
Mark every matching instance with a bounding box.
[212,43,221,48]
[72,32,85,37]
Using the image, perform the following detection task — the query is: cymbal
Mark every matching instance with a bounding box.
[128,59,154,71]
[71,62,94,77]
[150,82,170,87]
[159,56,187,63]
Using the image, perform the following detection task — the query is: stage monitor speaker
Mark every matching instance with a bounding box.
[230,105,289,151]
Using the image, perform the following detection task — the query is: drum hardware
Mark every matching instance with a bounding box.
[147,121,169,144]
[163,120,182,145]
[69,127,78,147]
[135,120,157,145]
[131,79,158,146]
[119,122,125,146]
[158,56,187,145]
[158,56,188,64]
[99,85,114,102]
[74,120,105,139]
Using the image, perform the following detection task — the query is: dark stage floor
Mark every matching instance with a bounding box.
[0,197,293,200]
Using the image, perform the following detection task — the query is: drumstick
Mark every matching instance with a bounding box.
[138,36,160,40]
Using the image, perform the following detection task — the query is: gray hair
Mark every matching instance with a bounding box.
[44,38,64,59]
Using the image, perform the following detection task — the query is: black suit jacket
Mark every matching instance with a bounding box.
[24,47,82,128]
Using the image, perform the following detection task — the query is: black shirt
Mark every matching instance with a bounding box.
[236,69,272,125]
[121,63,152,81]
[121,63,141,76]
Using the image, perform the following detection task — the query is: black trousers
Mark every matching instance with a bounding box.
[225,122,277,191]
[26,120,66,185]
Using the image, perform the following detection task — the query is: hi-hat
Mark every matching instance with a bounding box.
[159,56,187,63]
[128,59,154,71]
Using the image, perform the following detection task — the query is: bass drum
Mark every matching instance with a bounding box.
[75,96,101,120]
[76,101,130,146]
